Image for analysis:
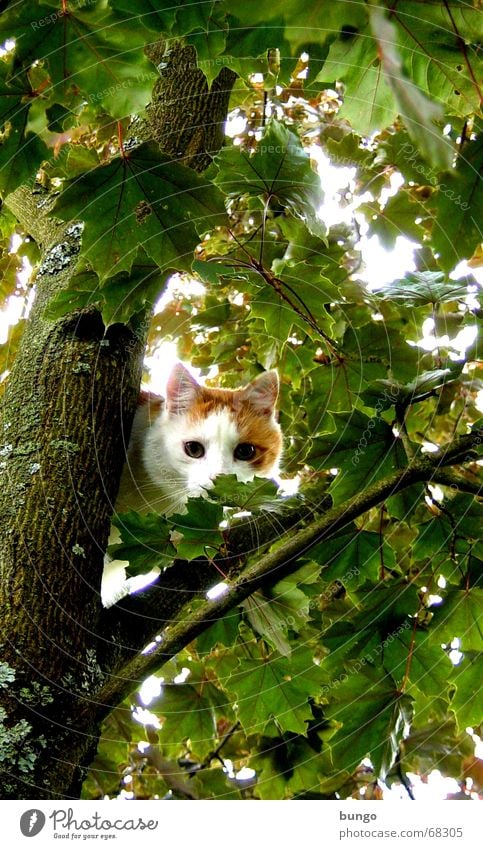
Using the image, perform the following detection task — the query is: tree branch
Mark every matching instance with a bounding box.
[97,501,314,668]
[430,469,482,496]
[144,40,237,171]
[96,428,482,710]
[433,431,481,465]
[5,185,63,249]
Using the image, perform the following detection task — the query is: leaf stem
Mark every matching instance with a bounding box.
[117,121,126,158]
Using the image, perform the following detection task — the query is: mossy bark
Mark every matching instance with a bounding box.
[0,191,145,797]
[0,54,237,799]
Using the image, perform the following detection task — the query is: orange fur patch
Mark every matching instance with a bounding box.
[185,387,282,474]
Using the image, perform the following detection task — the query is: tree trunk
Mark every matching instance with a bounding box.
[0,190,145,797]
[0,50,236,799]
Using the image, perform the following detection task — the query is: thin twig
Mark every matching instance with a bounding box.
[133,747,199,799]
[195,721,242,773]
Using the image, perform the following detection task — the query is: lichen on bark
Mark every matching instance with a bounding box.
[0,50,238,799]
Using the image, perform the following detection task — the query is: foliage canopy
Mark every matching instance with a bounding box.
[0,0,482,800]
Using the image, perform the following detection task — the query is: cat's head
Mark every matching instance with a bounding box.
[146,363,282,498]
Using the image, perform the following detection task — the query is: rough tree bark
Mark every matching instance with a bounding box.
[0,45,237,800]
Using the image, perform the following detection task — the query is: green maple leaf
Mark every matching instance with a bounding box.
[384,629,453,698]
[450,652,483,730]
[153,681,224,758]
[53,142,226,279]
[226,648,325,734]
[209,475,282,512]
[317,3,479,141]
[111,0,218,38]
[0,2,154,117]
[271,259,343,303]
[252,731,332,800]
[308,409,408,504]
[414,497,483,570]
[196,610,242,654]
[45,259,170,326]
[186,19,228,84]
[391,1,481,118]
[222,14,295,85]
[110,510,175,577]
[376,128,439,185]
[319,31,396,136]
[429,589,483,652]
[244,257,336,341]
[358,365,462,411]
[401,718,474,778]
[360,192,426,250]
[0,67,49,196]
[375,271,470,306]
[370,6,453,171]
[432,123,483,272]
[109,0,180,33]
[171,499,225,560]
[82,707,132,799]
[324,667,412,778]
[321,582,419,673]
[213,120,325,238]
[400,366,462,404]
[0,320,25,382]
[323,131,376,170]
[358,379,405,412]
[249,286,297,342]
[242,585,311,657]
[312,528,395,585]
[224,0,368,56]
[343,322,421,382]
[307,358,387,419]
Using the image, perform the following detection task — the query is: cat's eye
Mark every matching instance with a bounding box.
[184,441,205,459]
[234,443,256,461]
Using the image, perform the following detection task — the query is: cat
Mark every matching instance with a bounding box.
[102,363,282,605]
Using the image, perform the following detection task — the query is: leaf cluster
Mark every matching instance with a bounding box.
[1,0,482,801]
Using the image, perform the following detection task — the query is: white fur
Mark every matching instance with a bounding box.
[145,407,260,499]
[102,407,264,607]
[102,366,281,606]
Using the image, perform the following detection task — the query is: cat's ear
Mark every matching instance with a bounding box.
[165,364,202,415]
[238,370,279,416]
